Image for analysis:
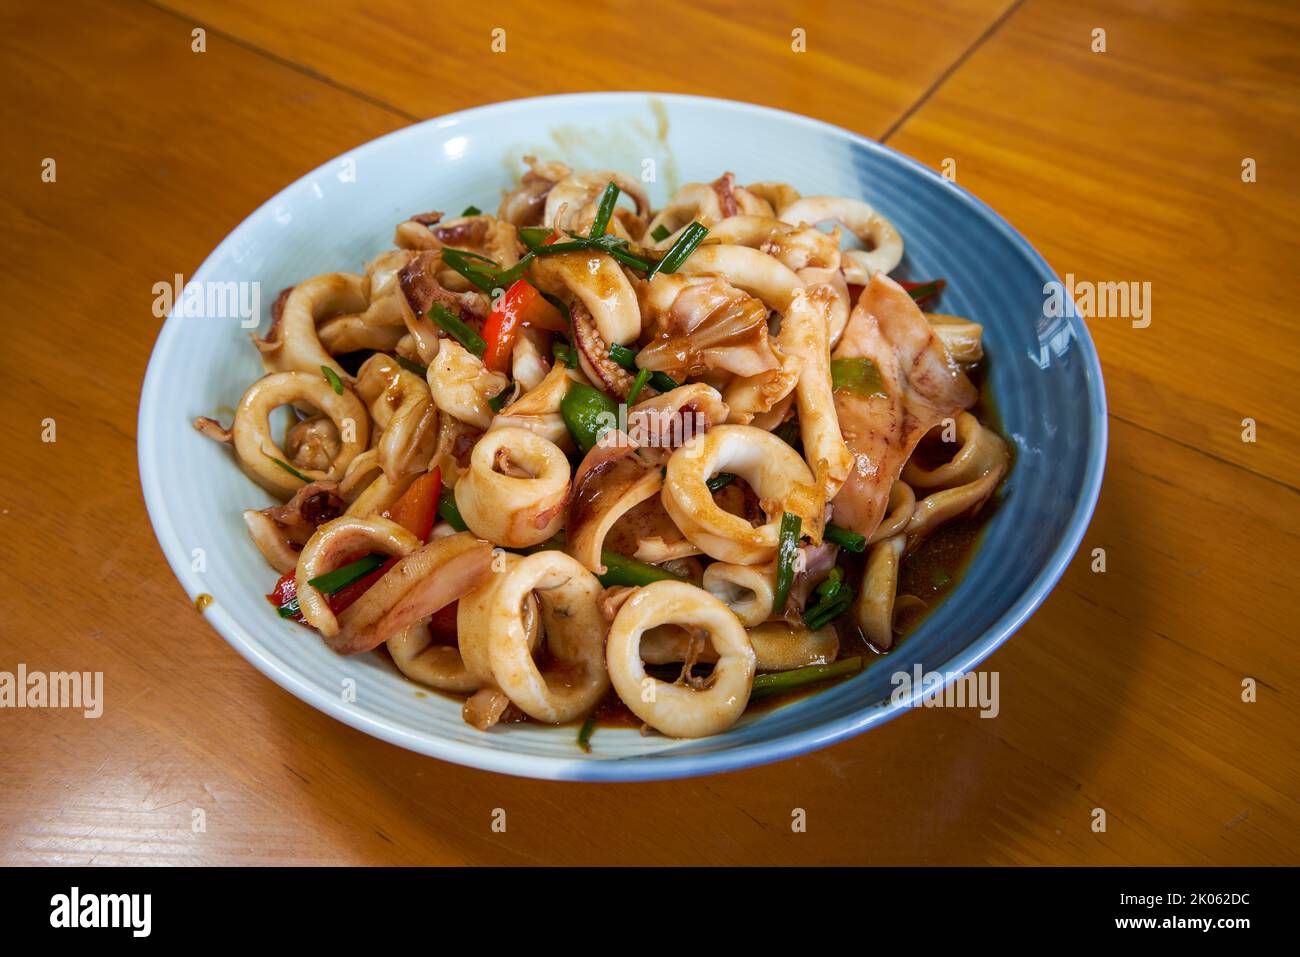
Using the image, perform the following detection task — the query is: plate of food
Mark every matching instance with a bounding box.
[138,92,1105,780]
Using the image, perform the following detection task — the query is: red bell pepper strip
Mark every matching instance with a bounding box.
[482,280,566,372]
[381,467,442,543]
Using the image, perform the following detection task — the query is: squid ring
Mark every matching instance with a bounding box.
[606,581,756,738]
[388,583,540,694]
[459,550,608,724]
[253,273,367,379]
[294,515,421,639]
[662,424,817,564]
[701,561,775,627]
[902,413,1007,490]
[779,196,904,283]
[231,371,369,497]
[453,426,570,547]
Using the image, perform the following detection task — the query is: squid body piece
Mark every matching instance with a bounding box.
[607,580,756,738]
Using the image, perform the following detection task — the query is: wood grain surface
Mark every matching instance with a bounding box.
[1,0,1295,865]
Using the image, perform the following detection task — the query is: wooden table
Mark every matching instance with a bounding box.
[2,0,1296,865]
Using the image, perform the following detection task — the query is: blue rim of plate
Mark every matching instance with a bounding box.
[138,92,1107,781]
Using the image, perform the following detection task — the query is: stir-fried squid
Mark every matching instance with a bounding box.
[196,160,1010,742]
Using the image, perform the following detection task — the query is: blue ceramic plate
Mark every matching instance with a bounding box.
[138,93,1106,780]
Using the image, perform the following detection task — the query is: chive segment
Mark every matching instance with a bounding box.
[437,489,469,531]
[306,554,387,594]
[429,303,487,356]
[750,657,865,700]
[607,343,678,392]
[625,367,651,405]
[650,224,671,242]
[438,247,500,293]
[577,713,597,752]
[772,511,802,614]
[269,455,310,483]
[552,340,576,368]
[394,354,429,378]
[706,472,737,493]
[488,384,512,413]
[321,365,344,395]
[588,182,620,239]
[597,551,686,588]
[824,522,866,553]
[803,569,854,629]
[516,536,683,588]
[647,222,708,279]
[461,205,482,216]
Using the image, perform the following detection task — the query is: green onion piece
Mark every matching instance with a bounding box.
[513,536,678,592]
[597,551,686,588]
[461,205,482,216]
[803,575,854,630]
[552,340,576,368]
[493,252,535,289]
[519,226,553,249]
[625,367,651,405]
[306,554,387,594]
[448,247,497,265]
[588,182,620,239]
[816,567,844,598]
[772,512,802,614]
[824,522,866,553]
[560,382,619,454]
[429,303,487,357]
[830,357,888,397]
[528,231,656,274]
[394,354,429,378]
[269,455,310,483]
[604,245,657,273]
[438,248,499,293]
[608,343,637,371]
[650,224,671,242]
[488,384,512,413]
[277,597,300,619]
[437,489,468,532]
[321,365,344,395]
[530,239,597,255]
[609,343,679,392]
[577,713,596,752]
[647,222,708,279]
[706,472,737,493]
[750,656,864,700]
